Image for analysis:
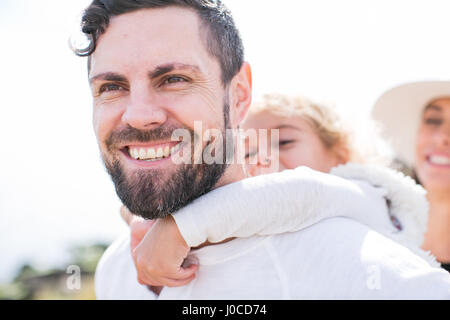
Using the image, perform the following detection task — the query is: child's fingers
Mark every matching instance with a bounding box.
[138,264,198,286]
[137,276,161,286]
[172,263,199,279]
[161,275,197,288]
[154,263,198,281]
[137,273,196,288]
[142,263,198,283]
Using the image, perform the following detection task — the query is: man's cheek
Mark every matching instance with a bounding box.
[93,103,121,134]
[94,117,115,155]
[92,109,105,143]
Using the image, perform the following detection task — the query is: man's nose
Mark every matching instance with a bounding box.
[121,85,167,130]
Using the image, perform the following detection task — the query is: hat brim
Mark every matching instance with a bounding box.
[371,81,450,167]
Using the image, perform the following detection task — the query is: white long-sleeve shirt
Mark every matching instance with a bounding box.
[172,164,435,263]
[95,165,450,299]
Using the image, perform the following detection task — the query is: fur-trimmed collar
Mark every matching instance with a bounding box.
[331,163,440,267]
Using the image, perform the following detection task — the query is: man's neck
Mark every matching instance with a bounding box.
[213,163,248,190]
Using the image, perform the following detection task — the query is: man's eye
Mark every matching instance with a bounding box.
[99,84,124,94]
[164,76,188,85]
[424,118,443,126]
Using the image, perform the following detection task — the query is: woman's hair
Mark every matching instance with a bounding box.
[247,93,394,166]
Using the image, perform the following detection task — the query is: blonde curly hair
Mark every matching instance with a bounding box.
[246,93,393,166]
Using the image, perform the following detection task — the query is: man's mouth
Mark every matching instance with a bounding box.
[124,142,183,162]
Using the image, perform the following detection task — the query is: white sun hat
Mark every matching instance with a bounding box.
[371,81,450,167]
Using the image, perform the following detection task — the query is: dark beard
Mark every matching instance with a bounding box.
[102,103,231,220]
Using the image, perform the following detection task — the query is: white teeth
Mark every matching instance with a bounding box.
[128,143,181,161]
[131,148,139,159]
[429,155,450,165]
[164,146,170,157]
[147,148,156,159]
[171,143,182,155]
[139,148,147,159]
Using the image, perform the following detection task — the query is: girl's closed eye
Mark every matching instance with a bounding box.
[279,140,296,147]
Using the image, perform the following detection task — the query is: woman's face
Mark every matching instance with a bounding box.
[416,98,450,191]
[242,112,344,176]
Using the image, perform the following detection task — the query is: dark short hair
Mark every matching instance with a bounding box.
[73,0,244,85]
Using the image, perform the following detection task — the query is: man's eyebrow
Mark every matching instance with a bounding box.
[89,72,127,84]
[149,63,201,79]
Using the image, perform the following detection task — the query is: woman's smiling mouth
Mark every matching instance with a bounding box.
[426,153,450,167]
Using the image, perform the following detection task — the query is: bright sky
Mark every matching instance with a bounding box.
[1,0,450,282]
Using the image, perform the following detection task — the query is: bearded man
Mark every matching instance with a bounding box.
[73,0,450,299]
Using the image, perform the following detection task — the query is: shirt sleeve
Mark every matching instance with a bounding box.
[173,166,391,248]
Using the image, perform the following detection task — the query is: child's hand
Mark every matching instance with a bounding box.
[133,215,199,287]
[120,206,199,288]
[120,205,155,250]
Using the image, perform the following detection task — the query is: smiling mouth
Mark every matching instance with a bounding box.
[427,155,450,166]
[124,142,183,162]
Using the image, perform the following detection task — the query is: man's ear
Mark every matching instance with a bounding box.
[229,62,252,128]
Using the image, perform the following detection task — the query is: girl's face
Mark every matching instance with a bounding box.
[242,112,345,176]
[416,98,450,192]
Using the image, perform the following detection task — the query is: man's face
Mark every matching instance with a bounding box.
[88,7,230,219]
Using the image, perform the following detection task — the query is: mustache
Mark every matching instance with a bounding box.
[105,124,186,151]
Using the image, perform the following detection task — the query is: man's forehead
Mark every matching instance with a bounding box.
[108,7,200,36]
[89,6,212,76]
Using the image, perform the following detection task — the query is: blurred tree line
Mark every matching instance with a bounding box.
[0,244,108,300]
